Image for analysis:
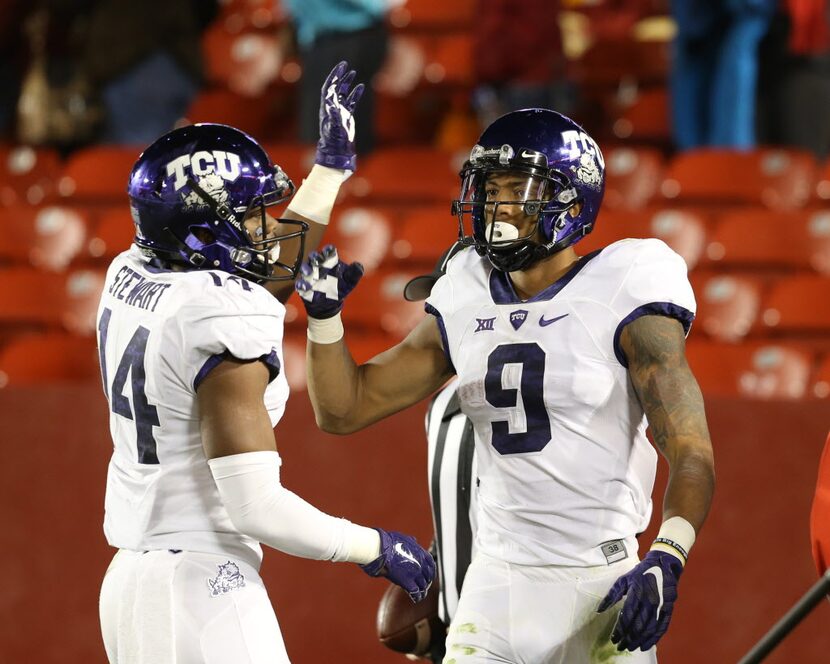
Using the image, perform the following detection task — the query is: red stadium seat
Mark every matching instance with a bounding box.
[389,206,459,267]
[612,88,671,145]
[344,269,429,338]
[0,333,99,388]
[583,208,708,269]
[603,147,664,210]
[58,146,139,203]
[760,275,830,334]
[326,206,394,273]
[691,273,764,342]
[0,267,105,336]
[812,354,830,398]
[0,145,62,207]
[344,147,460,204]
[660,148,818,209]
[0,205,92,271]
[259,143,316,184]
[423,33,474,87]
[87,207,135,262]
[687,340,814,399]
[701,208,830,274]
[388,0,476,30]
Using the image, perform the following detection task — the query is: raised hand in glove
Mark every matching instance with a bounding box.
[597,550,684,652]
[315,60,364,171]
[360,528,436,603]
[295,245,364,319]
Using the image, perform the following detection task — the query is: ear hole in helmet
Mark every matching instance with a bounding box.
[191,227,215,243]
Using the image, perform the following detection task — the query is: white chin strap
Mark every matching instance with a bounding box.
[484,221,520,243]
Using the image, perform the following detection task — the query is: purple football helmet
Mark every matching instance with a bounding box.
[452,108,605,272]
[128,123,307,281]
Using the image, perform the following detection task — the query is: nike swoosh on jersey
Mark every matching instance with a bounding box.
[539,313,569,327]
[644,566,665,620]
[394,542,421,567]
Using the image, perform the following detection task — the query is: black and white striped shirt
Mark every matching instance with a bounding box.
[426,379,478,625]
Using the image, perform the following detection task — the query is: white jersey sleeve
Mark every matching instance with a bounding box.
[167,278,284,392]
[604,238,696,367]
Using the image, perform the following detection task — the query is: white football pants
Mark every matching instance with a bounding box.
[443,551,658,664]
[100,549,289,663]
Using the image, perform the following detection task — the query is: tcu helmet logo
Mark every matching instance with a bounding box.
[561,130,604,189]
[165,150,242,191]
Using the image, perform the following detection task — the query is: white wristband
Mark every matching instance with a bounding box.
[307,312,344,344]
[286,164,351,225]
[650,516,696,565]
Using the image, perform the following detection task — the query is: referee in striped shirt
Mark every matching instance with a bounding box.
[403,242,477,663]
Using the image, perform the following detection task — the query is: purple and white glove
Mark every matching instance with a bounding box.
[315,60,364,171]
[360,528,436,603]
[597,550,684,652]
[295,245,364,319]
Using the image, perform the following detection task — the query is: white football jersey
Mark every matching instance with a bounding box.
[425,239,696,567]
[97,247,289,570]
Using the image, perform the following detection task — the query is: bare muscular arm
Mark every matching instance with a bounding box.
[620,315,715,532]
[306,314,455,434]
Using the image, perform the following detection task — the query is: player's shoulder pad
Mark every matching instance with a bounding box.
[183,271,284,319]
[599,237,684,268]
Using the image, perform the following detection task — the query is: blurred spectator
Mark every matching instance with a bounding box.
[0,1,29,141]
[80,0,216,145]
[471,0,574,128]
[16,1,102,150]
[670,0,777,150]
[757,3,830,159]
[282,0,388,156]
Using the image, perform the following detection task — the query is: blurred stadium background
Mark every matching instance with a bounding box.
[0,0,829,662]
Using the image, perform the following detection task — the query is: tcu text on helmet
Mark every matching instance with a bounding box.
[561,130,605,169]
[165,151,242,191]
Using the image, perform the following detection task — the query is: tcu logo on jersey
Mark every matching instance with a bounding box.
[165,151,242,192]
[561,130,605,173]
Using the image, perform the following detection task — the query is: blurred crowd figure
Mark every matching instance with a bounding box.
[3,0,830,159]
[757,0,830,158]
[669,0,778,150]
[10,0,215,151]
[470,0,574,129]
[281,0,389,156]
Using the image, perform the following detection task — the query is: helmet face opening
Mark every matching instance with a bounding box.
[128,123,309,282]
[451,109,605,272]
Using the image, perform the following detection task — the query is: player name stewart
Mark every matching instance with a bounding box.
[108,266,171,312]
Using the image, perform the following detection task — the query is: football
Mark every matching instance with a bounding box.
[376,575,445,656]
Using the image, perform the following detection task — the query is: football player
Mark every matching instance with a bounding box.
[295,109,715,663]
[96,61,434,664]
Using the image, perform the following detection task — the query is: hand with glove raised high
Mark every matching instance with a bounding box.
[315,60,364,171]
[295,244,364,320]
[597,549,684,652]
[360,528,436,603]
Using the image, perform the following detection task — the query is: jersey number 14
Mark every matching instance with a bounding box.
[98,307,160,464]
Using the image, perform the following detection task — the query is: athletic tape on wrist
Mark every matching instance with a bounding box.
[650,515,696,565]
[286,164,350,225]
[307,312,344,344]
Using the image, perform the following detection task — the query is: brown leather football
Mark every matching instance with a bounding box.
[376,574,445,656]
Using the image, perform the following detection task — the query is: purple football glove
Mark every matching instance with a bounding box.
[315,60,364,171]
[597,550,684,652]
[295,245,364,319]
[360,528,436,603]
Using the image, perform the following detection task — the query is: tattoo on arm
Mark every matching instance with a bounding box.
[621,315,715,530]
[622,316,706,454]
